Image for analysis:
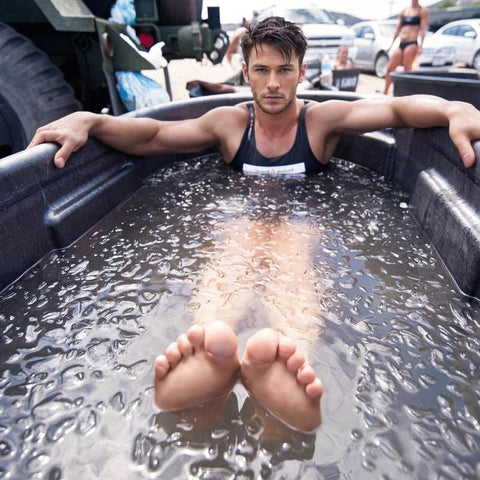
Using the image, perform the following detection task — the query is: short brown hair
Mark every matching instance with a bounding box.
[240,16,308,67]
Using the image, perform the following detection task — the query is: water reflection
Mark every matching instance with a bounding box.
[133,393,316,479]
[0,154,479,478]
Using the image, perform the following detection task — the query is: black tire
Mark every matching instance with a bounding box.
[472,50,480,71]
[0,22,81,158]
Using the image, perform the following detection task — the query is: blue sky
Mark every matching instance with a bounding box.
[203,0,439,23]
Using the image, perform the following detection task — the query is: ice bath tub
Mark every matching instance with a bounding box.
[2,91,480,297]
[1,91,480,478]
[391,70,480,110]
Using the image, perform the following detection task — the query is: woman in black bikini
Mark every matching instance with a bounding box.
[383,0,429,94]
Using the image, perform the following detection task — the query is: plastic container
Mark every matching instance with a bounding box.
[391,70,480,109]
[320,54,333,87]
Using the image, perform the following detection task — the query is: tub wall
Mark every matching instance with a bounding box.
[1,91,479,297]
[395,127,480,296]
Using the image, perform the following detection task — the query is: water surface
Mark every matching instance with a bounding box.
[0,154,479,479]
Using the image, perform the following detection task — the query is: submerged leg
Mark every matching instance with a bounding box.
[241,328,323,432]
[239,219,325,431]
[259,218,325,348]
[188,217,263,328]
[154,321,240,410]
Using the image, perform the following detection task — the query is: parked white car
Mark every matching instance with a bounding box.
[351,20,396,77]
[429,19,480,70]
[351,20,455,78]
[257,5,355,64]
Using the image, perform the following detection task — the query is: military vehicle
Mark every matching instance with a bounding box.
[0,0,228,158]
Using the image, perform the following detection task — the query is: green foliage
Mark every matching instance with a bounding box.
[437,0,480,8]
[437,0,455,8]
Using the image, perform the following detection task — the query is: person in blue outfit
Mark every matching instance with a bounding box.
[28,16,480,432]
[383,0,429,94]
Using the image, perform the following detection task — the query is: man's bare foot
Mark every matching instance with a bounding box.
[240,328,323,432]
[154,321,240,410]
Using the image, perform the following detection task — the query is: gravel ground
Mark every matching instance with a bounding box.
[146,58,386,102]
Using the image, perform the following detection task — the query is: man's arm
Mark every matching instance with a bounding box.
[225,27,245,66]
[28,107,230,169]
[317,95,480,168]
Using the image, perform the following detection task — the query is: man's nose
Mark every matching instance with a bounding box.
[266,72,280,89]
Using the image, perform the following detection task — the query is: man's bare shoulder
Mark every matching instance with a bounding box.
[207,103,249,115]
[203,103,249,122]
[201,103,249,135]
[196,103,249,160]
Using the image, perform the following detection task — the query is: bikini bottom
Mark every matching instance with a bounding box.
[399,40,418,50]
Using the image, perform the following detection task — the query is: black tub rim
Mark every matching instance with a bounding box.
[1,90,480,298]
[391,70,480,88]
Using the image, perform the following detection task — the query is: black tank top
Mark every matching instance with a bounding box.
[229,102,324,175]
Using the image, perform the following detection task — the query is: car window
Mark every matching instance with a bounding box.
[457,25,475,37]
[354,26,374,39]
[354,27,363,38]
[363,26,374,37]
[442,26,458,36]
[379,23,396,38]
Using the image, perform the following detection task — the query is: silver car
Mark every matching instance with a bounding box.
[352,20,396,78]
[429,19,480,70]
[351,20,455,78]
[257,5,354,64]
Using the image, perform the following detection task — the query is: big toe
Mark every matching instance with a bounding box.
[204,321,238,358]
[244,328,279,364]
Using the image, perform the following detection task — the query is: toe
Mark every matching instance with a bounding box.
[244,328,279,364]
[205,321,238,358]
[177,334,194,357]
[187,324,205,351]
[154,355,170,379]
[278,336,296,359]
[165,342,182,367]
[297,364,316,385]
[305,378,324,399]
[285,350,305,372]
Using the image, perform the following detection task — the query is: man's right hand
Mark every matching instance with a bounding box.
[28,111,97,168]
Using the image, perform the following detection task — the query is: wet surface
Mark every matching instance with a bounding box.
[1,154,479,479]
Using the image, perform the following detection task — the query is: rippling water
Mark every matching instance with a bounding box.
[1,154,479,479]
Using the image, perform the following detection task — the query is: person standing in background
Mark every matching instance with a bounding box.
[225,12,258,69]
[383,0,429,94]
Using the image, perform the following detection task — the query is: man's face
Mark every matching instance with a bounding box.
[242,44,306,115]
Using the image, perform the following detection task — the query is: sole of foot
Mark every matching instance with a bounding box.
[240,328,323,432]
[154,321,240,411]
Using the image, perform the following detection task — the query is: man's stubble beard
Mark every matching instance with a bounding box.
[252,89,297,116]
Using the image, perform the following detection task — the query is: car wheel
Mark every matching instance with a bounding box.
[472,50,480,71]
[0,22,80,159]
[374,53,389,78]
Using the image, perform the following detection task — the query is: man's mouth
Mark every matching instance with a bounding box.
[264,94,282,100]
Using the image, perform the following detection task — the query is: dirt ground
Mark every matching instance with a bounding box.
[146,58,386,102]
